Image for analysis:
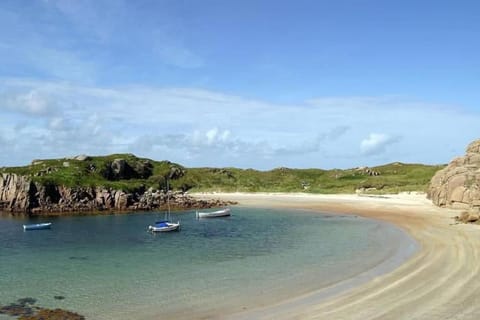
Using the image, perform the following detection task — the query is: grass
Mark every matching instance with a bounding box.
[1,154,445,194]
[175,162,444,194]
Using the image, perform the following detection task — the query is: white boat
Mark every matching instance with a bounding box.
[23,223,52,231]
[148,220,180,232]
[148,180,181,232]
[196,208,231,219]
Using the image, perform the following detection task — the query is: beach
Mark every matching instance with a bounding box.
[192,192,480,319]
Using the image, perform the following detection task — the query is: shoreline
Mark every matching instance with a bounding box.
[192,192,480,319]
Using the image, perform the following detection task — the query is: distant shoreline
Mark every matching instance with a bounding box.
[190,192,480,320]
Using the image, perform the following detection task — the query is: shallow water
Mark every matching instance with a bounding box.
[0,208,415,319]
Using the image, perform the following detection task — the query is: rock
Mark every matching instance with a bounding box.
[0,171,235,215]
[1,298,84,320]
[114,190,130,209]
[74,154,90,161]
[18,308,85,320]
[467,140,480,154]
[428,139,480,209]
[0,173,38,212]
[457,210,480,223]
[102,159,153,180]
[0,298,36,317]
[111,159,129,179]
[133,160,154,179]
[467,213,480,222]
[169,165,185,179]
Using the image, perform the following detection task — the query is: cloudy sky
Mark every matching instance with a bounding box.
[0,0,479,169]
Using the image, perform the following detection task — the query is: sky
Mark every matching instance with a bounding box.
[0,0,479,169]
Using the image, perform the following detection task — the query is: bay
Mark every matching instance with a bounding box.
[0,208,415,319]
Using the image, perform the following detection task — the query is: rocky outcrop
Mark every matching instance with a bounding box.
[101,159,153,180]
[0,297,85,319]
[0,173,234,216]
[0,174,38,212]
[428,139,480,210]
[456,210,480,223]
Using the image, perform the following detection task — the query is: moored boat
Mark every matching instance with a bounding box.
[23,223,52,231]
[196,208,231,219]
[147,179,181,233]
[148,220,181,232]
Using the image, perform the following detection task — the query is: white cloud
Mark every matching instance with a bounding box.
[220,130,230,142]
[205,128,219,145]
[360,133,400,156]
[0,78,479,169]
[200,128,231,146]
[0,90,58,116]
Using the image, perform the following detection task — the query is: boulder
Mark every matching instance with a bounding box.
[428,139,480,209]
[467,213,480,222]
[102,159,153,180]
[457,210,480,223]
[111,159,129,178]
[74,154,90,161]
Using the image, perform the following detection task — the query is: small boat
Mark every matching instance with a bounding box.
[23,223,52,231]
[148,179,181,233]
[196,208,231,219]
[148,220,181,232]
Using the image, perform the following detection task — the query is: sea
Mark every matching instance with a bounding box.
[0,207,417,319]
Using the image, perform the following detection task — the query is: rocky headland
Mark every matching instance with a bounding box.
[428,139,480,223]
[0,155,234,216]
[0,173,232,215]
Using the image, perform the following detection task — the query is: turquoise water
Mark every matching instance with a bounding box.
[0,208,415,319]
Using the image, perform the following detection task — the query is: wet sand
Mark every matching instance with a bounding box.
[192,192,480,319]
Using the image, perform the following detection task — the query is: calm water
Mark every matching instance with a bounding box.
[0,208,416,319]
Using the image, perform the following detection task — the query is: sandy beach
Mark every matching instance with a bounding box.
[192,192,480,319]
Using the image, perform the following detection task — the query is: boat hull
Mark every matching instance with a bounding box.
[148,222,180,232]
[196,208,231,218]
[23,223,52,231]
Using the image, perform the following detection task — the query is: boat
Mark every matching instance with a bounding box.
[196,208,231,219]
[148,220,180,232]
[148,180,180,232]
[23,223,52,231]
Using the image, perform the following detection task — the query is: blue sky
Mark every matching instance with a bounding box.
[0,0,479,169]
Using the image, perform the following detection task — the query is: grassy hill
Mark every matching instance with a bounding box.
[179,163,444,194]
[1,154,445,194]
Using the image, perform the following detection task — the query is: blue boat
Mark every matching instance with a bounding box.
[148,220,180,232]
[23,223,52,231]
[147,179,181,233]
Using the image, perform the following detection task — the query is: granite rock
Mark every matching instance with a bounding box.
[428,139,480,209]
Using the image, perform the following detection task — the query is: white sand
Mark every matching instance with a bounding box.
[192,192,480,319]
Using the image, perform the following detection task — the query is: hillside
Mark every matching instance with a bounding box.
[181,163,443,194]
[1,154,444,194]
[0,154,229,215]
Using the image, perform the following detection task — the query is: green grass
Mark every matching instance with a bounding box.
[175,162,445,194]
[1,155,445,194]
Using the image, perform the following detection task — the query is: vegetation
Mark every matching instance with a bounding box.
[1,154,445,194]
[179,162,444,194]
